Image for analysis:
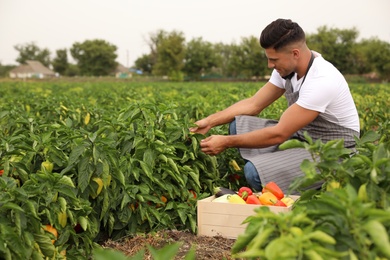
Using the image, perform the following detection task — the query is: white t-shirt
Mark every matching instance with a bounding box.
[269,52,360,132]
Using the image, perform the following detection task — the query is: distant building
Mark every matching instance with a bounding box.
[115,63,132,78]
[9,60,56,79]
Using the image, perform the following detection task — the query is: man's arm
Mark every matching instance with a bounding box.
[190,82,285,134]
[200,103,320,155]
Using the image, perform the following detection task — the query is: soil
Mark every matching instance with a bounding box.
[102,229,237,259]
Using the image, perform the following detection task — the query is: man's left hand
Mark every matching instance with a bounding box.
[200,135,227,155]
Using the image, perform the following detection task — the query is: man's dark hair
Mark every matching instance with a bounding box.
[260,19,305,50]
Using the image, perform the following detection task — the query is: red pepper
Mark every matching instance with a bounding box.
[262,182,284,200]
[188,190,197,199]
[246,194,261,204]
[238,187,253,201]
[274,199,287,207]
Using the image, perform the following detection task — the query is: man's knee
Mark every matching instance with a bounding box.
[229,120,237,135]
[244,161,262,191]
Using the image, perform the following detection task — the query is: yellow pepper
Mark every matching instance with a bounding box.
[227,194,246,204]
[281,197,295,206]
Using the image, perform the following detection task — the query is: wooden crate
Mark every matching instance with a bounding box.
[197,195,299,239]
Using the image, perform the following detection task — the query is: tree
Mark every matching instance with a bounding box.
[358,38,390,80]
[14,42,51,67]
[213,43,235,77]
[70,39,117,76]
[52,49,69,76]
[306,26,359,74]
[145,30,167,70]
[0,62,16,77]
[134,54,153,74]
[183,37,217,80]
[152,30,186,81]
[239,36,269,79]
[225,43,244,78]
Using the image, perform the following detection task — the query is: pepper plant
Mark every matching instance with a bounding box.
[233,130,390,259]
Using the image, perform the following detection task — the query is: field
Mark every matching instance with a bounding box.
[0,79,389,259]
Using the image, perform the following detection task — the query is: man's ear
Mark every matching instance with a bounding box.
[292,48,300,59]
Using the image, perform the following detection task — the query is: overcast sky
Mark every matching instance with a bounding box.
[1,0,389,67]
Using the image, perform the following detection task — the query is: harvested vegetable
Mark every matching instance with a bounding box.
[227,194,246,204]
[212,194,230,203]
[281,197,295,206]
[245,194,261,205]
[258,192,277,205]
[238,187,253,201]
[214,187,236,198]
[262,182,284,200]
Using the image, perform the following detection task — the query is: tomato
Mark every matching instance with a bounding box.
[0,169,3,176]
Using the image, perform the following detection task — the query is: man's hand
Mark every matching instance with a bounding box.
[200,135,227,155]
[189,118,212,135]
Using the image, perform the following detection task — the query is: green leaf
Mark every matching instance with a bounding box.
[186,170,201,188]
[184,246,196,260]
[58,175,75,188]
[265,237,298,259]
[114,169,126,186]
[143,149,156,168]
[93,248,130,260]
[58,187,77,199]
[139,160,154,181]
[148,242,182,260]
[100,190,110,220]
[1,202,24,212]
[78,156,91,192]
[300,159,317,178]
[188,214,197,233]
[177,209,187,224]
[68,145,86,165]
[279,139,306,150]
[358,130,380,144]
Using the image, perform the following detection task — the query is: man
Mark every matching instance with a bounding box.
[190,19,360,192]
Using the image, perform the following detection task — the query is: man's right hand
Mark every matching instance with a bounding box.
[189,118,212,135]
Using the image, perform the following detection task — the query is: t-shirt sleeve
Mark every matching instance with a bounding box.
[296,76,338,113]
[269,69,285,89]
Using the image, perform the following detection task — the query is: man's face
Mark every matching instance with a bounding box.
[264,48,296,78]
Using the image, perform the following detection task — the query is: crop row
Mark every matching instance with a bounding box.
[0,80,389,259]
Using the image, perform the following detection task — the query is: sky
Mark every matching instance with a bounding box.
[1,0,389,67]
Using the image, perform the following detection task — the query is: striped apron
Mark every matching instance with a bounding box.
[235,68,359,193]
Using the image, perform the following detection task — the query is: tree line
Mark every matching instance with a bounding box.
[1,26,389,80]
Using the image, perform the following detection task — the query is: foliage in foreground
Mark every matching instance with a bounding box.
[232,131,390,259]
